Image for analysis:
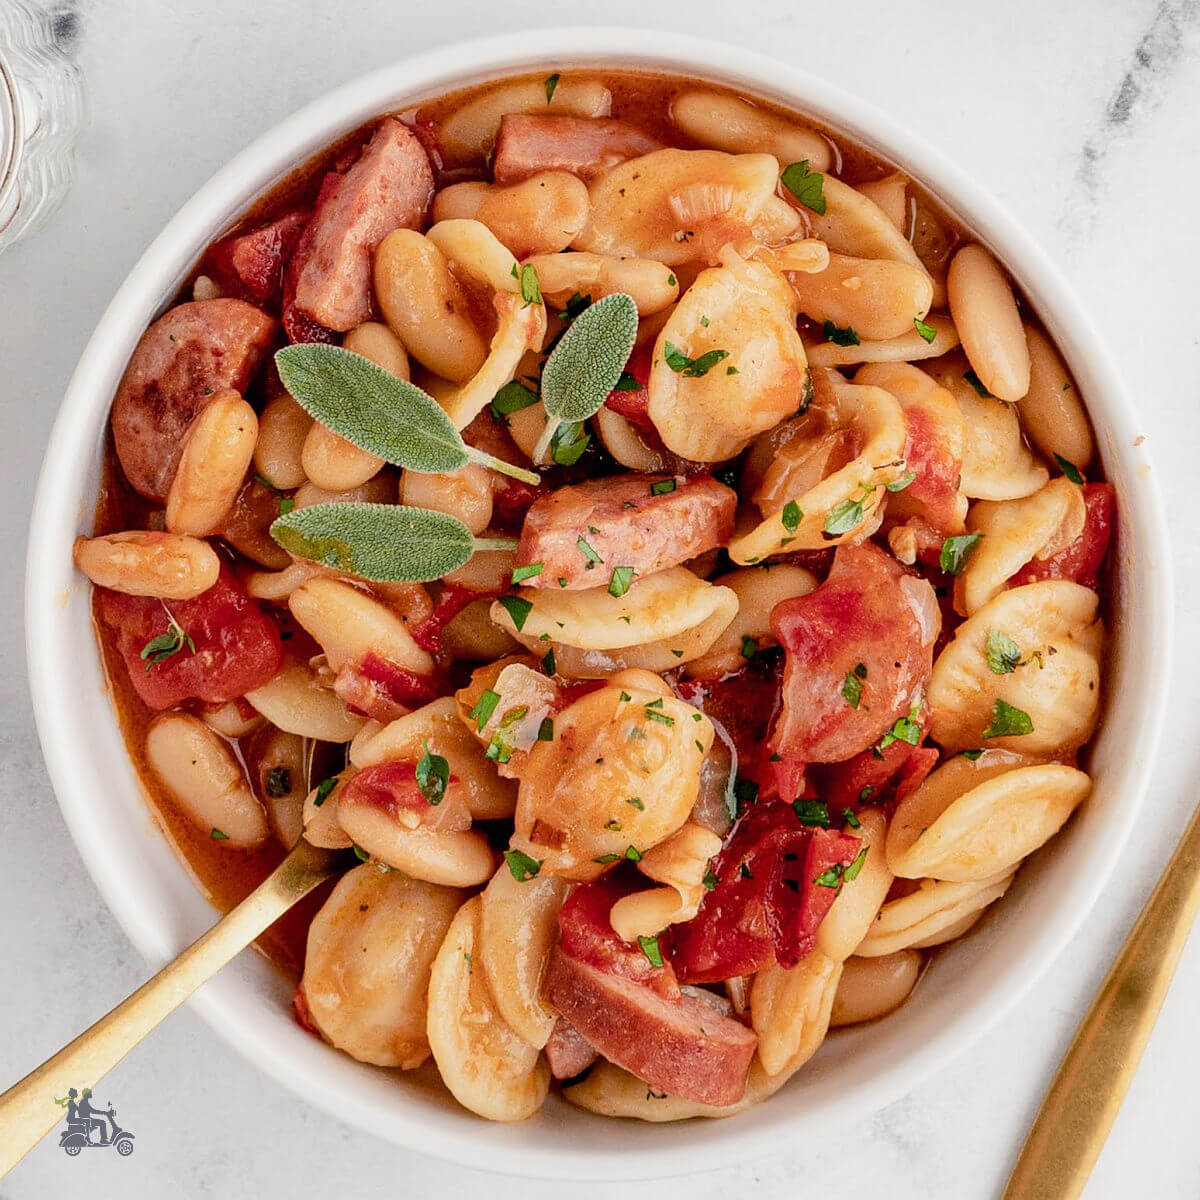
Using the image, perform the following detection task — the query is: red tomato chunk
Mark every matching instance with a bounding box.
[96,565,282,709]
[669,801,861,983]
[1010,483,1114,589]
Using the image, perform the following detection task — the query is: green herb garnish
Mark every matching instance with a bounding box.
[823,321,860,347]
[780,159,826,214]
[663,342,730,377]
[939,533,983,576]
[913,317,937,344]
[982,699,1034,739]
[504,849,542,882]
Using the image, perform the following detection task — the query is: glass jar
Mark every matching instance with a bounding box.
[0,0,86,253]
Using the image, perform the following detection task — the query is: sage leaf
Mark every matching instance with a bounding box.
[533,292,638,462]
[270,502,514,583]
[275,345,539,485]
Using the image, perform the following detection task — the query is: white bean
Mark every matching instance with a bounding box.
[166,390,258,536]
[947,244,1031,402]
[670,90,832,171]
[400,463,493,535]
[374,230,487,383]
[145,713,267,847]
[1020,323,1095,467]
[244,661,366,742]
[830,952,922,1026]
[73,531,219,599]
[253,394,312,490]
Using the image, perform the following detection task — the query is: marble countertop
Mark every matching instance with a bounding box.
[2,1,1198,1196]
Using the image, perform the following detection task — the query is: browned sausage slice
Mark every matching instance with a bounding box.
[515,473,736,589]
[544,948,756,1106]
[111,298,276,500]
[290,118,434,331]
[493,115,664,184]
[543,1018,599,1081]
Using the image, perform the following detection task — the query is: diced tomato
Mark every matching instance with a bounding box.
[1010,483,1114,590]
[676,660,783,787]
[892,747,939,806]
[491,475,550,531]
[332,651,441,722]
[557,868,681,1000]
[96,565,283,710]
[410,584,500,654]
[204,209,310,308]
[770,542,938,764]
[668,801,861,983]
[603,343,661,443]
[339,760,469,832]
[818,724,930,813]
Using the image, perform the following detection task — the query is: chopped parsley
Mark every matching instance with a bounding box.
[887,469,917,492]
[415,740,449,805]
[823,497,866,537]
[913,317,937,344]
[663,341,730,377]
[793,799,831,828]
[814,864,843,888]
[823,321,860,347]
[503,849,542,882]
[878,707,922,752]
[312,777,337,807]
[626,796,645,810]
[537,716,555,741]
[963,369,992,398]
[703,862,719,891]
[842,808,861,829]
[543,72,560,102]
[961,748,984,760]
[550,420,590,466]
[519,263,542,306]
[780,159,826,214]
[541,648,556,676]
[511,562,544,584]
[986,630,1023,675]
[491,379,540,419]
[982,699,1034,739]
[469,688,501,731]
[781,499,802,534]
[638,934,664,967]
[741,635,759,660]
[842,663,867,709]
[625,845,643,862]
[940,533,983,576]
[650,478,677,496]
[496,594,533,632]
[1055,453,1084,485]
[139,606,195,671]
[210,827,229,841]
[609,566,635,598]
[844,846,869,882]
[576,536,603,567]
[613,372,643,392]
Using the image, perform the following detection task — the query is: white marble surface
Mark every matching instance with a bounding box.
[1,1,1198,1196]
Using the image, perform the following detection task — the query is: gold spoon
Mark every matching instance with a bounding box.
[1003,800,1200,1198]
[0,838,342,1178]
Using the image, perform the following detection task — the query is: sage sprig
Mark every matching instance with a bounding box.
[531,292,639,464]
[275,345,540,485]
[270,502,517,583]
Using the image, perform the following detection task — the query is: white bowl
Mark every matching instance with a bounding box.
[25,27,1172,1180]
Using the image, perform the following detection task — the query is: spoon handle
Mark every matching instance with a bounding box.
[1003,800,1200,1199]
[0,840,336,1178]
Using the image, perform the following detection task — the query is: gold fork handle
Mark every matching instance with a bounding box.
[0,841,336,1178]
[1003,800,1200,1199]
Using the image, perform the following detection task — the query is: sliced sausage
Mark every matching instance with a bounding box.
[515,473,736,589]
[111,299,277,500]
[493,115,664,184]
[770,542,938,764]
[543,1018,599,1081]
[204,209,309,307]
[289,118,434,332]
[544,948,756,1106]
